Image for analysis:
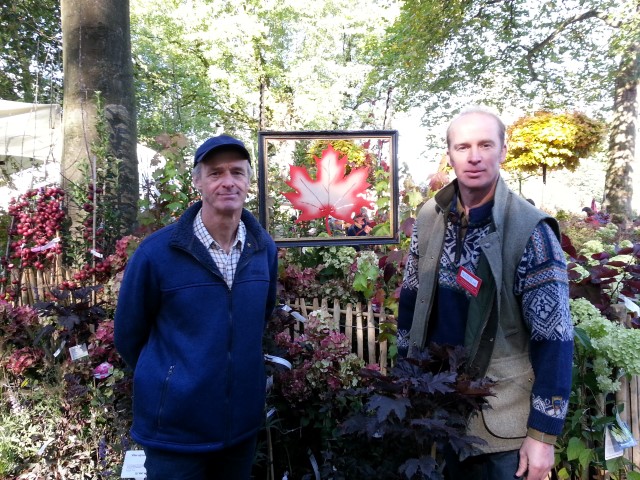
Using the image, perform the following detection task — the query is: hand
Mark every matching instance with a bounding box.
[364,225,372,234]
[516,436,555,480]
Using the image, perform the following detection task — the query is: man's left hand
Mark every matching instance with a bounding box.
[516,436,555,480]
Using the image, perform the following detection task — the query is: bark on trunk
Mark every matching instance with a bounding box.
[60,0,138,242]
[603,40,639,223]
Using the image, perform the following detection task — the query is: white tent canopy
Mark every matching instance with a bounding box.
[0,100,163,209]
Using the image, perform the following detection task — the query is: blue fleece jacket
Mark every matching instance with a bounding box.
[114,201,278,452]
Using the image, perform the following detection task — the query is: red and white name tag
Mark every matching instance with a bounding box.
[456,266,482,297]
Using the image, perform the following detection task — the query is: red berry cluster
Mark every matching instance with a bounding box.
[81,184,104,242]
[71,257,113,284]
[5,187,65,270]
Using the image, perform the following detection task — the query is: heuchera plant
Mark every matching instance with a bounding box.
[334,345,494,480]
[262,305,494,480]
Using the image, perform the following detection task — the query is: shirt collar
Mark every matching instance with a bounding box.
[194,209,246,251]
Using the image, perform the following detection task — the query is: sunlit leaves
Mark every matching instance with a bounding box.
[504,111,605,175]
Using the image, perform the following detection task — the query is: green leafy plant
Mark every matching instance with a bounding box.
[504,111,605,183]
[555,228,640,479]
[138,133,194,233]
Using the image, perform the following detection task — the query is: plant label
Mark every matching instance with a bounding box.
[69,344,89,361]
[121,450,147,479]
[605,425,624,460]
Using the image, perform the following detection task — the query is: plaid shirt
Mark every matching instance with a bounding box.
[193,209,246,288]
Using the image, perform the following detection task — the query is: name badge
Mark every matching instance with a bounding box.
[456,266,482,297]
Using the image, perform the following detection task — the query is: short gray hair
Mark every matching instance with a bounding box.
[446,106,506,148]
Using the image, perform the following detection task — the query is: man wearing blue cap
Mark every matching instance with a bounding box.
[115,134,278,479]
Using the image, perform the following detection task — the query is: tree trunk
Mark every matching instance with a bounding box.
[60,0,138,245]
[603,40,639,223]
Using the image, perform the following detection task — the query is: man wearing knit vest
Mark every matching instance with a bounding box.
[396,107,573,480]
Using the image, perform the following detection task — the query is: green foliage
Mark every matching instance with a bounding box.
[138,133,195,232]
[62,93,133,269]
[279,246,360,304]
[353,250,380,299]
[374,0,633,121]
[573,299,640,378]
[555,227,640,479]
[131,0,396,142]
[504,111,605,175]
[307,140,367,169]
[0,0,62,103]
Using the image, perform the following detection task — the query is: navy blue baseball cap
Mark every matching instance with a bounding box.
[194,134,251,166]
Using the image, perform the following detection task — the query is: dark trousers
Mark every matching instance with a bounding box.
[143,435,257,480]
[444,447,521,480]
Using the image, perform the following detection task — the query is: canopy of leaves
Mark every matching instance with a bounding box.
[0,0,62,103]
[372,0,635,124]
[131,0,398,147]
[504,111,605,174]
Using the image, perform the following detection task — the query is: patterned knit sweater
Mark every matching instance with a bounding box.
[397,197,573,436]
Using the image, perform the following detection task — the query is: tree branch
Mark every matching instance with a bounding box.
[527,9,609,58]
[523,9,612,81]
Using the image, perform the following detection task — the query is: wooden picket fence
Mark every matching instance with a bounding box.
[286,297,394,373]
[616,375,640,469]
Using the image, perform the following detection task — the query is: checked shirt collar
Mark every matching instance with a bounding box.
[193,209,246,288]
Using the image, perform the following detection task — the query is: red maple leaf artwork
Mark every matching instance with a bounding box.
[283,144,373,235]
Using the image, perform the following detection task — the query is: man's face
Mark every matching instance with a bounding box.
[193,150,250,216]
[354,216,365,227]
[446,112,507,198]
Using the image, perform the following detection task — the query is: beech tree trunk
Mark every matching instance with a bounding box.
[603,40,639,222]
[60,0,138,241]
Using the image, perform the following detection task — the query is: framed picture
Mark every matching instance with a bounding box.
[257,130,399,247]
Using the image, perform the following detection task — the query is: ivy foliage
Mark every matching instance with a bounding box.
[504,111,605,176]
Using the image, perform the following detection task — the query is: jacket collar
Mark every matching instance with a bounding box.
[169,201,268,252]
[434,176,509,225]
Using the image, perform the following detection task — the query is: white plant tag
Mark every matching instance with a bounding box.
[53,339,67,358]
[69,344,89,361]
[121,450,147,479]
[605,424,624,460]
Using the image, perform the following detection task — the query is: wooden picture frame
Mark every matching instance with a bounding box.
[257,130,399,247]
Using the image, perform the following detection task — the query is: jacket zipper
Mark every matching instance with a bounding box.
[155,364,175,432]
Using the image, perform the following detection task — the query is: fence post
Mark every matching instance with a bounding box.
[345,302,353,348]
[366,301,376,365]
[355,303,364,360]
